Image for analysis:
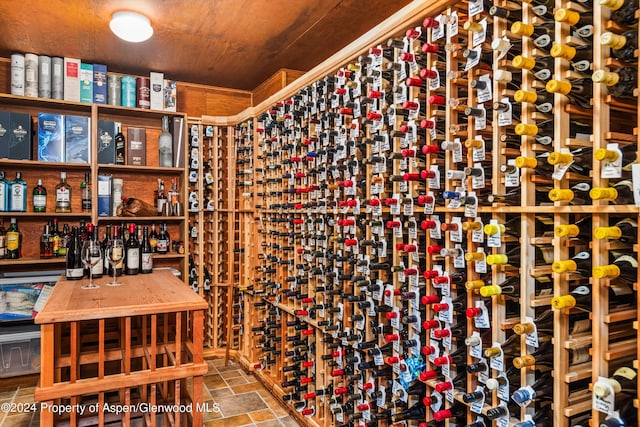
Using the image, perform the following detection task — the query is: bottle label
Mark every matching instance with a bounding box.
[66,267,84,278]
[0,184,6,210]
[6,231,19,251]
[157,238,169,253]
[33,194,47,209]
[127,248,140,269]
[0,233,5,257]
[56,187,70,207]
[142,253,153,271]
[91,257,103,275]
[11,184,25,210]
[52,235,61,255]
[82,198,92,210]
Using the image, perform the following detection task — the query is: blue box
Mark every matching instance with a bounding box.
[97,174,112,216]
[37,113,64,162]
[93,64,107,104]
[65,115,90,163]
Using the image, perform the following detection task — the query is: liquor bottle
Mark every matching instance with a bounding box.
[91,225,103,278]
[157,222,170,254]
[5,218,20,259]
[65,226,84,280]
[595,218,637,244]
[125,223,140,275]
[9,172,26,212]
[58,223,70,258]
[115,126,126,165]
[592,67,637,98]
[158,116,173,167]
[601,30,637,62]
[40,224,53,259]
[0,171,6,212]
[55,172,72,213]
[0,220,5,258]
[149,224,159,252]
[33,179,47,213]
[140,226,153,274]
[81,172,91,212]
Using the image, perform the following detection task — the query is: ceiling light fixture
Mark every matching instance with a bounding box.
[110,11,154,43]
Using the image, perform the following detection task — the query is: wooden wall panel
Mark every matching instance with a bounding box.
[252,69,305,106]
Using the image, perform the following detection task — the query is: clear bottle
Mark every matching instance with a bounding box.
[33,179,47,212]
[81,172,91,212]
[9,172,27,212]
[0,171,7,211]
[91,225,103,278]
[158,116,173,167]
[55,172,72,213]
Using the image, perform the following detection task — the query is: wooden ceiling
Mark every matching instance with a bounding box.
[0,0,411,91]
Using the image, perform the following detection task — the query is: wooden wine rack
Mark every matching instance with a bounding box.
[188,0,640,426]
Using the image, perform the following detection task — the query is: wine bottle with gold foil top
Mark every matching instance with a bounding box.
[546,79,593,109]
[601,0,638,25]
[548,183,591,205]
[601,30,638,62]
[510,21,554,51]
[552,285,592,310]
[550,43,592,73]
[590,180,635,204]
[593,253,638,282]
[592,67,637,99]
[555,216,592,240]
[552,251,591,275]
[594,218,637,244]
[512,341,553,369]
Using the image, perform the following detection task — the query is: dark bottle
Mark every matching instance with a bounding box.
[65,227,84,280]
[602,0,639,25]
[5,218,21,259]
[125,223,140,275]
[599,399,637,427]
[115,126,126,165]
[512,373,554,403]
[40,224,53,259]
[552,251,591,276]
[592,67,637,99]
[140,226,153,273]
[91,225,103,278]
[102,224,112,275]
[157,222,170,254]
[601,30,637,62]
[392,401,425,422]
[112,225,124,276]
[513,341,553,369]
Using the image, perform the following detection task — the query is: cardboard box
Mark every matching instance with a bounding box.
[37,113,64,162]
[65,115,90,163]
[97,175,112,216]
[164,80,177,112]
[9,113,32,160]
[93,64,107,104]
[97,120,117,164]
[79,63,93,103]
[150,72,164,110]
[0,112,10,158]
[126,127,146,166]
[63,57,80,102]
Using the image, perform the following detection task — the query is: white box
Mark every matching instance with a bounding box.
[63,57,81,102]
[150,72,164,111]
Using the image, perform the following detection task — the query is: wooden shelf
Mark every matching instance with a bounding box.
[0,159,91,169]
[0,257,65,266]
[0,93,92,112]
[97,164,184,174]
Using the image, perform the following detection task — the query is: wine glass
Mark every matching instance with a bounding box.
[81,240,102,290]
[105,238,124,286]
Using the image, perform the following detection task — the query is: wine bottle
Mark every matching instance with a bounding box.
[592,67,636,98]
[512,341,553,368]
[546,79,593,109]
[102,224,112,275]
[555,216,592,240]
[157,222,170,254]
[125,223,140,275]
[601,0,638,25]
[513,308,553,335]
[590,180,635,204]
[594,218,637,244]
[593,367,637,398]
[548,183,591,205]
[552,251,591,275]
[91,225,103,278]
[512,372,554,403]
[140,225,153,274]
[601,30,637,62]
[65,226,84,280]
[593,253,637,282]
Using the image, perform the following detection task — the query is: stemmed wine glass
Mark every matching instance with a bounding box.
[106,238,124,286]
[81,240,103,290]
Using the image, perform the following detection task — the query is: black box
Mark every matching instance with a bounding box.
[0,112,10,158]
[10,113,32,160]
[97,120,117,164]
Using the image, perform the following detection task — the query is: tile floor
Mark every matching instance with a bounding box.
[0,358,301,427]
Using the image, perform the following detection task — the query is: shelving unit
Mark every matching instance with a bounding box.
[0,94,190,281]
[193,0,640,426]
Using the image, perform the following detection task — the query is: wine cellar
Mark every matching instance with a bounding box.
[1,0,640,425]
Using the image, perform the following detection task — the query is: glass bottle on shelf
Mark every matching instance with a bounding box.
[40,224,53,259]
[33,179,47,213]
[158,116,173,167]
[81,172,91,212]
[115,126,126,165]
[55,172,72,213]
[5,218,21,259]
[9,172,26,212]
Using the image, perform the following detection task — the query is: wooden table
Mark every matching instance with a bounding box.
[34,270,208,427]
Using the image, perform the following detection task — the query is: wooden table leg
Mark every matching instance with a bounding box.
[40,323,55,426]
[192,310,204,426]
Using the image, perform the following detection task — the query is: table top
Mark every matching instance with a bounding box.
[35,270,208,324]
